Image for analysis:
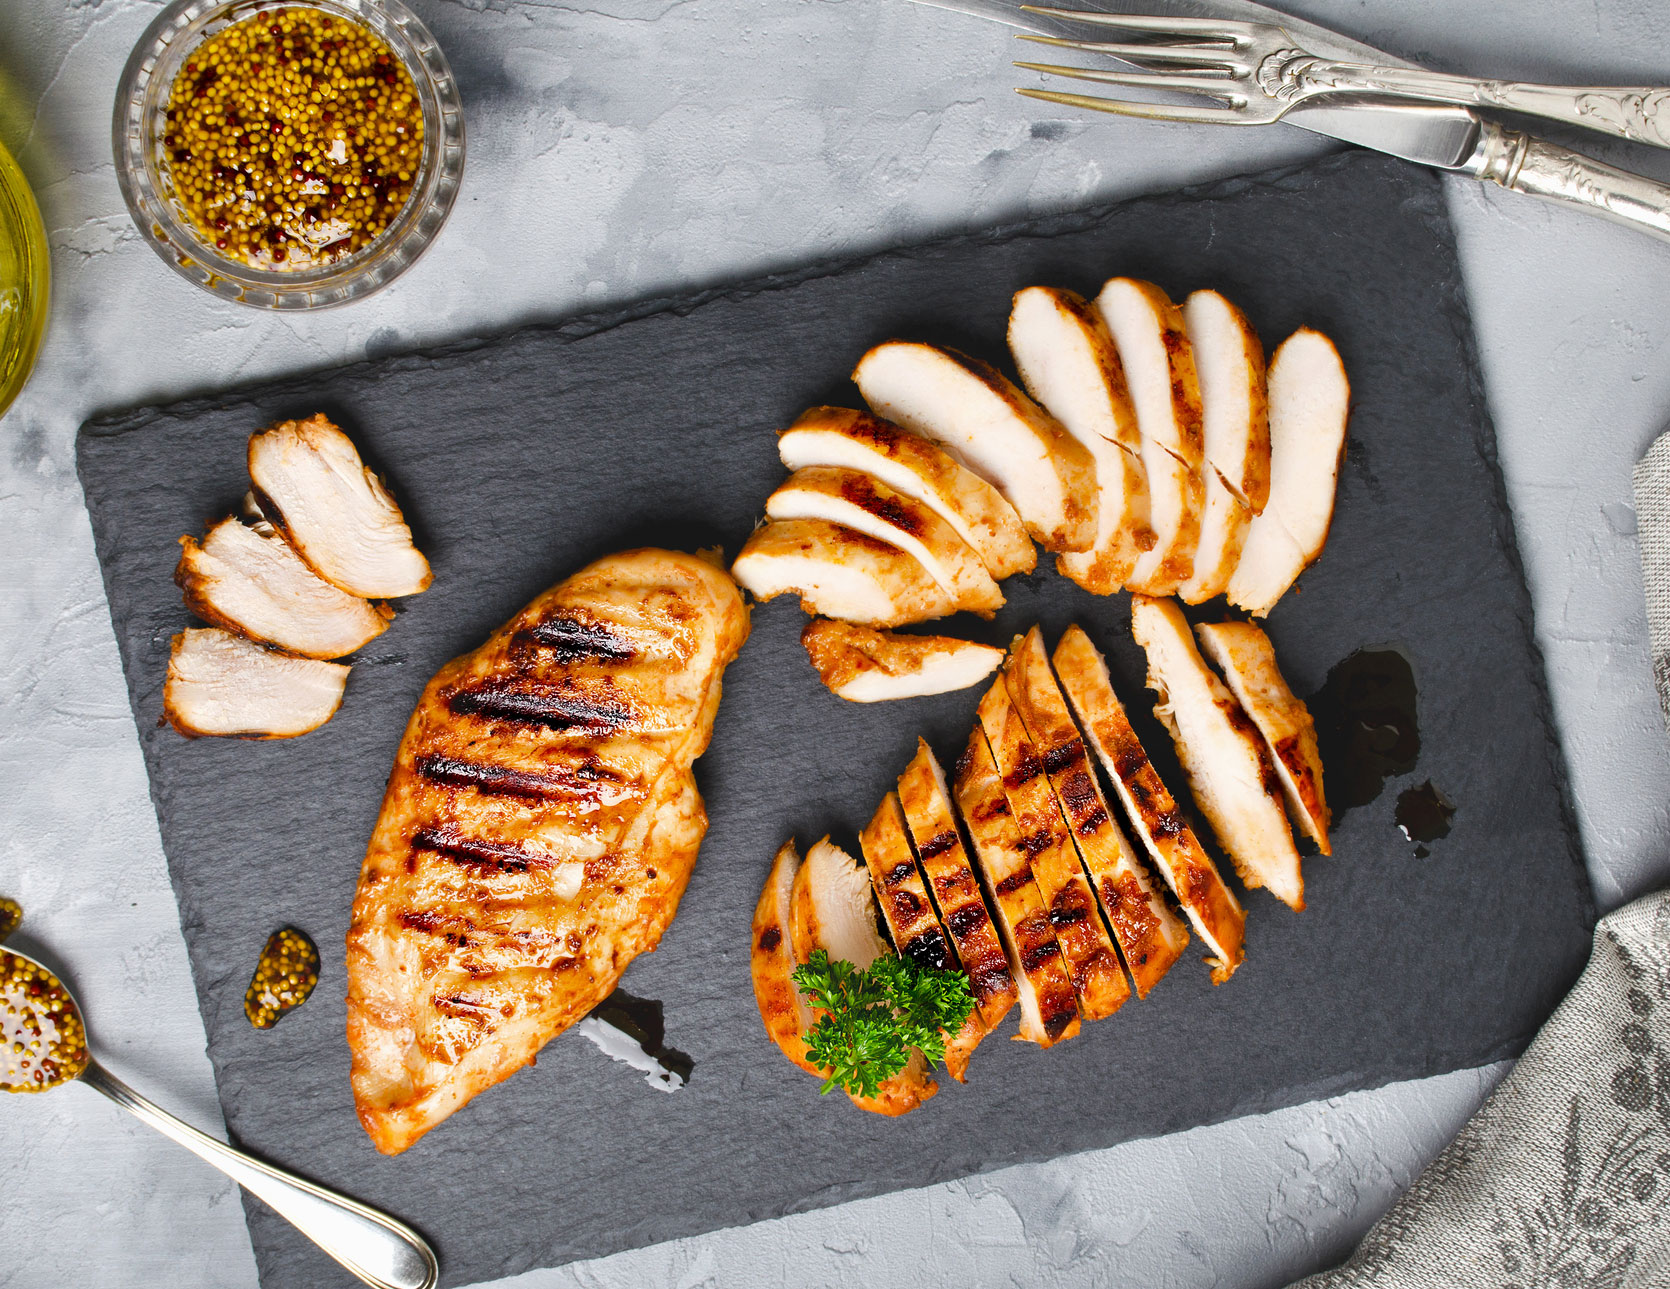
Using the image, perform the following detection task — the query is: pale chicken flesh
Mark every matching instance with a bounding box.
[176,515,392,659]
[247,414,432,599]
[731,518,955,627]
[346,549,749,1154]
[777,407,1036,579]
[800,619,1002,703]
[164,627,349,739]
[1130,597,1305,911]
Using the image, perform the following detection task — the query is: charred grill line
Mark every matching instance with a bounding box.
[413,827,553,874]
[916,830,957,860]
[526,614,638,663]
[416,753,624,801]
[449,681,636,732]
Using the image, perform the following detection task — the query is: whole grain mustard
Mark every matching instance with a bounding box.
[163,6,424,268]
[245,927,321,1028]
[0,950,88,1092]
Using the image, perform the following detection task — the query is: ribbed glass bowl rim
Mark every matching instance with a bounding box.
[112,0,464,311]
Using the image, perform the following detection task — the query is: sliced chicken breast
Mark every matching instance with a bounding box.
[1130,597,1305,911]
[778,407,1036,579]
[1008,286,1154,593]
[977,676,1129,1021]
[1228,328,1350,616]
[765,467,1003,615]
[1053,625,1246,983]
[1096,278,1204,467]
[860,793,986,1083]
[1178,472,1252,605]
[800,619,1001,703]
[896,739,1019,1036]
[1195,621,1331,855]
[176,516,392,659]
[1005,627,1189,999]
[1125,438,1204,597]
[792,836,938,1115]
[164,627,349,739]
[852,341,1098,553]
[731,519,955,627]
[952,724,1081,1048]
[751,839,823,1078]
[246,414,432,599]
[1182,290,1270,511]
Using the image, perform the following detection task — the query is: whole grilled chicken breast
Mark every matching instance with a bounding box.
[347,548,749,1154]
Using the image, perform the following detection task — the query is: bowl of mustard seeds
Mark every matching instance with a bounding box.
[114,0,463,309]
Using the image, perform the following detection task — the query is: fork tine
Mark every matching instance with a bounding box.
[1016,34,1241,74]
[1019,5,1246,44]
[1015,86,1252,123]
[1014,60,1245,101]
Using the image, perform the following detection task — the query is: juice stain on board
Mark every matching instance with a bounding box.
[1309,647,1455,853]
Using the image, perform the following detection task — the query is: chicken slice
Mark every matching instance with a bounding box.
[1228,328,1350,616]
[1052,625,1246,982]
[1130,596,1304,911]
[896,739,1019,1035]
[751,840,823,1078]
[1008,286,1154,593]
[731,518,955,627]
[953,724,1081,1047]
[1125,437,1205,597]
[246,414,432,598]
[792,836,937,1116]
[164,627,349,739]
[176,515,392,659]
[1178,473,1252,606]
[1195,621,1331,855]
[852,341,1098,553]
[778,407,1035,579]
[1181,290,1270,511]
[800,619,1001,703]
[978,676,1129,1021]
[1005,627,1189,999]
[764,467,1002,615]
[859,793,986,1083]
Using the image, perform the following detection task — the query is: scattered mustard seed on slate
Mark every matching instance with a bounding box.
[245,927,321,1029]
[163,6,424,268]
[0,897,20,943]
[0,950,89,1092]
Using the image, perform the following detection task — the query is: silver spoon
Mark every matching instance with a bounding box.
[1,943,437,1289]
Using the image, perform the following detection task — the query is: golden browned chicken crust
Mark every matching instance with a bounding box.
[347,548,749,1154]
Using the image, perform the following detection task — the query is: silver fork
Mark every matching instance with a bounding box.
[1013,6,1670,150]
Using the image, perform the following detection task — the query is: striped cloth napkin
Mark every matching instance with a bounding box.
[1287,437,1670,1287]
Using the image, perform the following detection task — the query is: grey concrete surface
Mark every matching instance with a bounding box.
[2,1,1668,1286]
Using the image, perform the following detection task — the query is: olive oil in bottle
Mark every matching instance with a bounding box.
[0,138,47,419]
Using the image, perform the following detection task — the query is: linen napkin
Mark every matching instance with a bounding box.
[1288,439,1670,1287]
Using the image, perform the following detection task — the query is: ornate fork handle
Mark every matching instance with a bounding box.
[1258,52,1670,150]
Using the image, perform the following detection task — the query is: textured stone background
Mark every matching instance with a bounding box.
[2,1,1669,1286]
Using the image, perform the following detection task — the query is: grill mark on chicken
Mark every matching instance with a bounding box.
[1100,874,1161,963]
[415,753,624,801]
[839,473,926,537]
[524,613,638,662]
[1017,828,1053,858]
[885,861,917,885]
[758,926,781,952]
[994,870,1032,897]
[900,927,953,972]
[1049,887,1091,929]
[1003,749,1044,790]
[448,679,636,732]
[412,827,554,874]
[1040,741,1081,776]
[946,903,992,940]
[397,909,473,947]
[916,830,957,861]
[1057,768,1110,835]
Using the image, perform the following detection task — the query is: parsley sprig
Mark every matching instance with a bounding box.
[791,949,976,1099]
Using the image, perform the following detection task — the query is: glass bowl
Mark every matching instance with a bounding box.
[113,0,464,310]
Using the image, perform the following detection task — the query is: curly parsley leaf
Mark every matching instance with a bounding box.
[791,949,977,1099]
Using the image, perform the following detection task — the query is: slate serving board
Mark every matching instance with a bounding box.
[77,151,1595,1289]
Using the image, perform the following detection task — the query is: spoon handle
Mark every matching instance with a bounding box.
[79,1059,437,1289]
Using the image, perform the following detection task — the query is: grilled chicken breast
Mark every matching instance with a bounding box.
[176,515,392,659]
[778,408,1036,580]
[731,518,955,627]
[1130,597,1304,911]
[1195,621,1331,855]
[953,725,1081,1047]
[346,549,749,1154]
[1053,625,1246,983]
[853,341,1099,553]
[896,739,1018,1036]
[247,415,432,599]
[859,793,985,1082]
[751,840,823,1077]
[164,627,350,738]
[1005,627,1188,999]
[977,676,1129,1021]
[800,619,1001,703]
[764,467,1003,615]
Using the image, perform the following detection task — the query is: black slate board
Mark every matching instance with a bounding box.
[77,152,1595,1289]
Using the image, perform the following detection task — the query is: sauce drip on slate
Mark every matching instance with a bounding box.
[245,928,321,1029]
[1309,647,1420,812]
[1396,781,1456,858]
[0,950,89,1092]
[580,989,693,1091]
